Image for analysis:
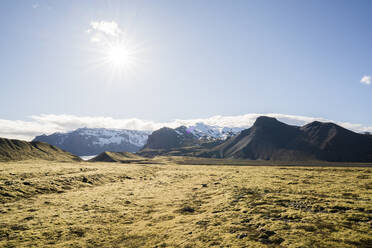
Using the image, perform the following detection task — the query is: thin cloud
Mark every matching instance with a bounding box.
[360,75,371,85]
[87,21,122,43]
[1,113,372,141]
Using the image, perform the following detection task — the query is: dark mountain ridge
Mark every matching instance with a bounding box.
[140,116,372,162]
[201,116,372,162]
[142,126,199,150]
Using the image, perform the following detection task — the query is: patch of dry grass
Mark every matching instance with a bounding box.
[0,159,371,247]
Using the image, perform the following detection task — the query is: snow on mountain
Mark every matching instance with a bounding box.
[33,128,152,156]
[76,128,150,147]
[186,122,244,139]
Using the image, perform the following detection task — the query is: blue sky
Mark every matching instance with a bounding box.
[0,0,371,139]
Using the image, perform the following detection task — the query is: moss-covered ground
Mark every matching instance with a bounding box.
[0,158,371,247]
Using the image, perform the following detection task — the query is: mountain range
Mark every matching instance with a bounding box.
[33,124,243,156]
[30,116,372,162]
[140,116,372,162]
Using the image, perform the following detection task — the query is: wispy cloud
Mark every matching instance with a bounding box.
[1,113,372,141]
[87,21,122,43]
[90,21,121,36]
[32,3,39,9]
[361,75,371,85]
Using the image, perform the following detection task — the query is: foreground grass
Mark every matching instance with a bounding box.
[0,159,371,247]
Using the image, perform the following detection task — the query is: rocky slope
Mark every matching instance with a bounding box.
[142,126,198,150]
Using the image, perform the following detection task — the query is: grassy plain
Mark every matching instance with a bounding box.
[0,157,371,247]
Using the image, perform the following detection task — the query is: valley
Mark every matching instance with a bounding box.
[1,158,371,247]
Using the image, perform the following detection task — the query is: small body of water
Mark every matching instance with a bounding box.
[80,155,97,161]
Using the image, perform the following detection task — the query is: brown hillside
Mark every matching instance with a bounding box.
[0,138,81,162]
[89,151,144,163]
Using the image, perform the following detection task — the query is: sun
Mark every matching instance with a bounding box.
[104,41,136,69]
[87,21,144,79]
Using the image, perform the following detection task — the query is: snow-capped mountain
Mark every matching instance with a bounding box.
[186,122,244,140]
[33,124,243,156]
[77,128,149,147]
[142,124,244,150]
[33,128,151,156]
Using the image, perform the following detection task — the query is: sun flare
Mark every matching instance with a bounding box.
[104,42,134,69]
[88,21,143,79]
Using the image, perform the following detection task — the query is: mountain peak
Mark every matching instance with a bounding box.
[305,121,336,127]
[253,116,281,127]
[302,121,350,133]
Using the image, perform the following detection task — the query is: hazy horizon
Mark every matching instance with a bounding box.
[1,112,372,141]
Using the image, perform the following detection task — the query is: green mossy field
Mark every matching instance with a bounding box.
[0,158,371,247]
